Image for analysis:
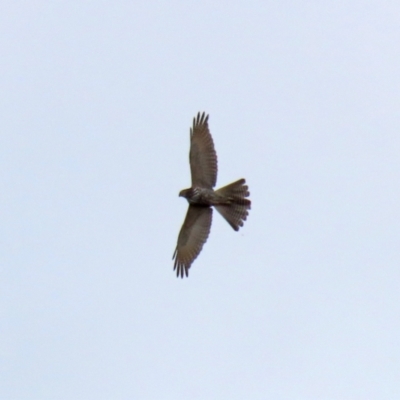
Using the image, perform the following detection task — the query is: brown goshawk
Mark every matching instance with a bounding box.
[173,112,251,278]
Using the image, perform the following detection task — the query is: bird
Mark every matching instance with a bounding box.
[173,112,251,278]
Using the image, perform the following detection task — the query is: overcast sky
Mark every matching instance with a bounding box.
[1,2,400,399]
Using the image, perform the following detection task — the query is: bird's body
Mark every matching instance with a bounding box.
[179,187,226,206]
[173,112,251,278]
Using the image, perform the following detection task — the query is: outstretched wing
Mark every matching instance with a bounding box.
[189,112,218,189]
[173,205,213,278]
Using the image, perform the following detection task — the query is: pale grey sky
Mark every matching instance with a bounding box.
[1,2,400,399]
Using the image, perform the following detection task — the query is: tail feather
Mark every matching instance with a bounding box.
[215,179,251,231]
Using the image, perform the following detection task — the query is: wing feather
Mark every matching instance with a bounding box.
[173,206,213,278]
[189,112,218,188]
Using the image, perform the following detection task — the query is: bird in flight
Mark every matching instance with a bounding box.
[173,112,251,278]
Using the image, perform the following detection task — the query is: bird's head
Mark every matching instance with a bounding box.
[179,188,191,199]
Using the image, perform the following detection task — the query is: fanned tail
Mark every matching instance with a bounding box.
[214,179,251,231]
